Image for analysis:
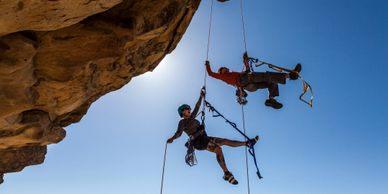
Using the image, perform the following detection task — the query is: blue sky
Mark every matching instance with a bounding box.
[2,0,388,193]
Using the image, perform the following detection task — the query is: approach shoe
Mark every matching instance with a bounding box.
[246,136,259,147]
[265,98,283,109]
[223,172,238,185]
[289,63,302,80]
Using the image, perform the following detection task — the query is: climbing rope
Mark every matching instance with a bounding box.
[160,142,168,194]
[206,0,214,61]
[185,0,215,169]
[241,105,251,194]
[204,0,214,89]
[239,2,254,194]
[198,0,214,143]
[159,0,213,189]
[201,0,214,120]
[240,0,248,52]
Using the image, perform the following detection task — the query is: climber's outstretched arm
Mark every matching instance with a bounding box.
[167,122,183,143]
[205,61,222,79]
[191,89,205,118]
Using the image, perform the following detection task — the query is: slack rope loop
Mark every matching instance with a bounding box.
[251,57,314,108]
[185,141,198,166]
[204,100,263,179]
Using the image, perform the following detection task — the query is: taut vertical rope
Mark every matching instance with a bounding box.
[206,0,214,61]
[241,105,251,194]
[204,0,214,88]
[202,0,214,116]
[240,1,251,193]
[160,143,168,194]
[240,0,248,52]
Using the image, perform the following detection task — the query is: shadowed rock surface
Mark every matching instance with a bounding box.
[0,0,123,36]
[0,0,200,183]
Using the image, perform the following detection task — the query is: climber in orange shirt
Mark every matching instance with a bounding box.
[205,53,302,109]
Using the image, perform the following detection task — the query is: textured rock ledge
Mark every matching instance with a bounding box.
[0,0,200,183]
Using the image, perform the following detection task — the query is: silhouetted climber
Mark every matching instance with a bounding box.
[167,89,258,185]
[205,53,302,109]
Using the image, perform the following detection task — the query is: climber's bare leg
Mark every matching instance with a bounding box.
[212,137,246,147]
[207,139,239,185]
[207,141,229,173]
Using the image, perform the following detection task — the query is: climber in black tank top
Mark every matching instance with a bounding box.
[167,88,259,185]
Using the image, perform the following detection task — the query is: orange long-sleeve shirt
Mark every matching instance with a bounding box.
[206,64,242,87]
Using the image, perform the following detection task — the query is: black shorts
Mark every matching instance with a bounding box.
[192,134,214,150]
[239,72,287,86]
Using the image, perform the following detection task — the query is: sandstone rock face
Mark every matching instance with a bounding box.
[0,0,200,183]
[0,0,123,36]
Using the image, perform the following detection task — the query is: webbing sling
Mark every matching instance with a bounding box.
[204,100,263,179]
[251,57,314,108]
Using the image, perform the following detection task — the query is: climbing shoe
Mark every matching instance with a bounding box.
[223,171,238,185]
[246,136,259,147]
[289,63,302,80]
[265,98,283,109]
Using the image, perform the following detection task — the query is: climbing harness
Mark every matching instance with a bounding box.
[184,125,206,166]
[204,100,263,179]
[252,57,314,107]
